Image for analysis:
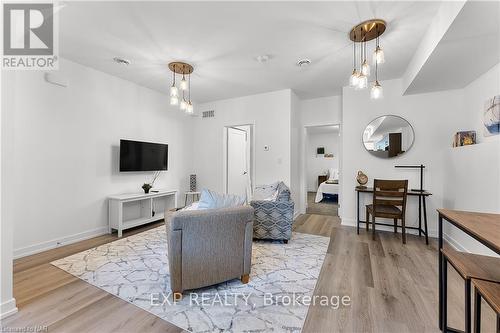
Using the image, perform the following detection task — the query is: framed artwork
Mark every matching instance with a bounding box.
[484,95,500,136]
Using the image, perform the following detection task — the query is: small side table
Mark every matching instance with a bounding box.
[185,191,201,206]
[318,175,328,187]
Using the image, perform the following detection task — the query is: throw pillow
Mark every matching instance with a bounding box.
[198,189,246,209]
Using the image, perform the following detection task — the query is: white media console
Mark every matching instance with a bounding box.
[108,189,177,237]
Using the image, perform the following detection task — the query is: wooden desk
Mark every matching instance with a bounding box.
[356,187,432,244]
[437,209,500,331]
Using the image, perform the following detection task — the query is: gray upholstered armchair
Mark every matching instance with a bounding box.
[250,182,294,242]
[165,206,254,300]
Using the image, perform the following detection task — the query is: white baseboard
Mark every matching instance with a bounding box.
[13,226,109,259]
[0,298,18,319]
[341,218,437,238]
[443,233,468,252]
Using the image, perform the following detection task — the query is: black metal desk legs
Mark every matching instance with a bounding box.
[419,196,422,237]
[439,214,443,330]
[356,190,360,234]
[423,195,429,245]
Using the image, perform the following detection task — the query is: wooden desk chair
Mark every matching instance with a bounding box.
[366,179,408,244]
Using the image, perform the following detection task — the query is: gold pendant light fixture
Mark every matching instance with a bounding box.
[349,19,386,99]
[168,61,194,114]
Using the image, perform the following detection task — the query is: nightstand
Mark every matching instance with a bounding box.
[318,175,328,187]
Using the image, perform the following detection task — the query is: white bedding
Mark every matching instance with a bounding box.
[315,181,339,203]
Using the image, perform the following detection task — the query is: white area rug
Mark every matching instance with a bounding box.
[52,226,329,332]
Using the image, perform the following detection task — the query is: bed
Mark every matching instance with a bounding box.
[315,168,340,203]
[315,181,339,203]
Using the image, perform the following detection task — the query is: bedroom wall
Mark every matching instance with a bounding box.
[306,131,339,192]
[2,58,194,258]
[442,63,500,255]
[341,78,467,236]
[298,96,342,213]
[192,89,293,195]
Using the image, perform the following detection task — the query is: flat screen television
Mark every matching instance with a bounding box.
[120,140,168,172]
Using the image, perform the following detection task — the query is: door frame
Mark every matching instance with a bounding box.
[222,123,256,195]
[301,123,342,217]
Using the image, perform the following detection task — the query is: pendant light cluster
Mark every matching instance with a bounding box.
[348,19,386,99]
[168,62,194,114]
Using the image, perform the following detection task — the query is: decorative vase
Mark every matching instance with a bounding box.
[356,171,368,188]
[142,183,152,194]
[190,174,196,192]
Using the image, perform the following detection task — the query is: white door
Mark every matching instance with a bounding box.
[227,127,248,197]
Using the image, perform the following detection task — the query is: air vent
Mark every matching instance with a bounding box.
[202,110,215,118]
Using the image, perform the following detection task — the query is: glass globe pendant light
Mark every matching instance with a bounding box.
[186,73,194,114]
[357,73,368,89]
[349,37,359,87]
[348,20,386,96]
[180,65,188,91]
[169,65,178,98]
[373,33,385,64]
[370,81,383,99]
[360,40,370,76]
[180,91,188,110]
[370,57,383,99]
[170,96,179,105]
[169,65,179,105]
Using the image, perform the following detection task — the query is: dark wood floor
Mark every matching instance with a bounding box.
[2,215,495,332]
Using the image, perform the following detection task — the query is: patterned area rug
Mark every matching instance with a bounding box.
[52,226,329,332]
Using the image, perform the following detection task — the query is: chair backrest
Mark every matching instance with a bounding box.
[372,179,408,213]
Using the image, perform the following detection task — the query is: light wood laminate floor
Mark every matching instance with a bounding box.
[2,215,496,332]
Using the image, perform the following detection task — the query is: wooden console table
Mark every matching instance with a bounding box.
[356,187,432,244]
[109,189,177,237]
[438,209,500,331]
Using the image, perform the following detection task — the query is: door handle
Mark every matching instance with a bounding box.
[243,171,248,175]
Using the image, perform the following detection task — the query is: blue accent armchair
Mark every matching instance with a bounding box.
[250,182,294,242]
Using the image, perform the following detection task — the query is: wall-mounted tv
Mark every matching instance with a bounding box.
[119,140,168,172]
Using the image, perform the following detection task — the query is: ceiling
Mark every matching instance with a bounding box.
[59,1,441,103]
[405,1,500,94]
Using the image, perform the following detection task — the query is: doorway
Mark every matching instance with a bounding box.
[304,124,341,216]
[224,125,254,199]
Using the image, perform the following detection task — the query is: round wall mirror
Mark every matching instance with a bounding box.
[362,115,415,158]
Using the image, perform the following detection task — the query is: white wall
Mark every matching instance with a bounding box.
[1,75,18,319]
[290,91,300,214]
[298,96,342,213]
[341,79,467,236]
[193,89,292,194]
[443,63,500,255]
[3,58,194,258]
[299,96,342,127]
[306,131,339,191]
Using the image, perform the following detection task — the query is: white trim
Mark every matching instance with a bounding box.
[293,211,300,220]
[341,218,437,238]
[13,226,109,259]
[0,298,18,319]
[443,232,468,252]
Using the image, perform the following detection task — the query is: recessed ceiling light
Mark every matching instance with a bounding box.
[297,59,311,67]
[255,55,272,63]
[113,57,130,66]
